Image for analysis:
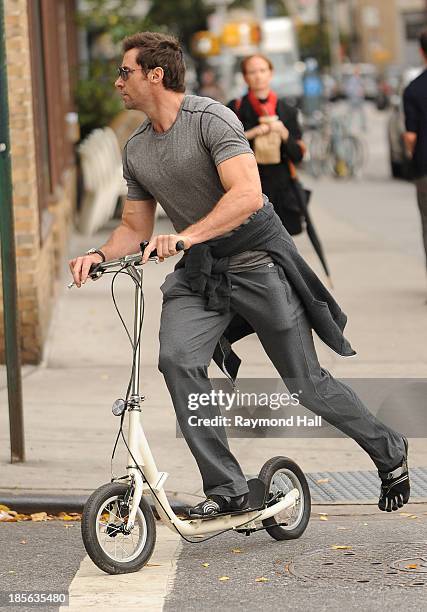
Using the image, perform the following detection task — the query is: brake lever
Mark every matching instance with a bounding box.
[67,263,103,289]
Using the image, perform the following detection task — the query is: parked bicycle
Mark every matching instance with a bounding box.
[67,241,311,575]
[304,110,365,179]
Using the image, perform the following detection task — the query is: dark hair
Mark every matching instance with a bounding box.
[420,29,427,56]
[122,32,186,92]
[240,54,273,75]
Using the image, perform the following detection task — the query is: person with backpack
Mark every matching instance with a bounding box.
[227,54,305,236]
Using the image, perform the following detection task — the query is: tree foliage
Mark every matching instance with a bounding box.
[145,0,212,50]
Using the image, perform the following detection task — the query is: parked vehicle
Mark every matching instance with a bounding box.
[376,65,402,111]
[387,66,424,179]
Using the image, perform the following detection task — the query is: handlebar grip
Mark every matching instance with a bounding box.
[88,262,102,276]
[140,240,185,259]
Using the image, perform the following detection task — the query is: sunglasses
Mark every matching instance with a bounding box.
[117,65,167,81]
[117,66,144,81]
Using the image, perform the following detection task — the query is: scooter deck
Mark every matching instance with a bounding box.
[184,478,267,521]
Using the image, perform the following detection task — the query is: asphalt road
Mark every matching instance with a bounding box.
[165,506,427,611]
[0,522,85,612]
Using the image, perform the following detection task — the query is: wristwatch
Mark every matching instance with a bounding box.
[86,248,106,262]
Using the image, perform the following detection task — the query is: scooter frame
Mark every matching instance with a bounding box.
[75,251,300,537]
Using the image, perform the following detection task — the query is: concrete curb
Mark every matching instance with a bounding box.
[0,492,191,519]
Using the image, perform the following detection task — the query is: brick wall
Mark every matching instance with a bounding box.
[0,0,76,364]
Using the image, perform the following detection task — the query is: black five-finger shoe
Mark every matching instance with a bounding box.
[188,493,249,518]
[378,436,410,512]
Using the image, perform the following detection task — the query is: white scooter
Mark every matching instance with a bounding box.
[69,241,311,575]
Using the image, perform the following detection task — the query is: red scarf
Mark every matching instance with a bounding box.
[247,89,278,117]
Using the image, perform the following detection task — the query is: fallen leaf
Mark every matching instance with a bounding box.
[363,523,368,526]
[0,511,15,522]
[332,545,352,550]
[319,515,328,521]
[19,540,27,545]
[0,504,11,512]
[231,548,242,553]
[201,563,209,568]
[31,512,48,522]
[146,563,162,567]
[255,577,269,582]
[219,576,230,581]
[316,478,330,484]
[15,514,30,521]
[409,515,418,519]
[337,527,348,531]
[57,512,76,521]
[405,564,419,569]
[399,512,412,516]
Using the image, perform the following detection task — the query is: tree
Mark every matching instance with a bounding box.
[145,0,213,51]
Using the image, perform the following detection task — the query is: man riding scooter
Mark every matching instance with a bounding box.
[70,32,410,517]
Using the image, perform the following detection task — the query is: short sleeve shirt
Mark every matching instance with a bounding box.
[122,94,255,233]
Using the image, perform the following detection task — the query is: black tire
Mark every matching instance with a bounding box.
[259,456,311,541]
[81,482,156,575]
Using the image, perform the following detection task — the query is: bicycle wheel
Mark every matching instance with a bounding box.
[305,130,328,178]
[329,135,363,178]
[348,135,365,176]
[259,456,311,541]
[81,482,156,574]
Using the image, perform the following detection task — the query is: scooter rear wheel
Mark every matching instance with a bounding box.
[259,456,311,540]
[81,482,156,574]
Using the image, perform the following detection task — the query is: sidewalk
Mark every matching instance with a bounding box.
[1,173,426,507]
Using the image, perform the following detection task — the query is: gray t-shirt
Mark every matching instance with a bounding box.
[122,94,272,271]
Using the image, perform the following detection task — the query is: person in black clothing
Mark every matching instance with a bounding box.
[227,54,305,236]
[403,29,427,281]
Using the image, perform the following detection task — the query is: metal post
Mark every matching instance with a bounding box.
[327,0,342,79]
[0,0,25,463]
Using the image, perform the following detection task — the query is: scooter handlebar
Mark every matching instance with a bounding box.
[139,239,185,259]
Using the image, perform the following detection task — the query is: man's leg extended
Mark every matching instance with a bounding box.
[230,265,406,473]
[158,270,249,498]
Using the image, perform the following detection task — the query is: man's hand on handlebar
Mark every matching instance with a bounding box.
[142,234,191,264]
[69,253,103,288]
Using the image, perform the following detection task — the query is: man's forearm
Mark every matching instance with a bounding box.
[181,187,263,245]
[98,199,156,260]
[99,223,150,261]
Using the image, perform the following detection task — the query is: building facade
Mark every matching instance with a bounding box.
[353,0,426,66]
[0,0,78,364]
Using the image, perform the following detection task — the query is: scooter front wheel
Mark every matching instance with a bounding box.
[81,482,156,574]
[259,456,311,540]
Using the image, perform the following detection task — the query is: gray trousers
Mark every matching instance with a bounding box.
[158,264,405,497]
[415,175,427,270]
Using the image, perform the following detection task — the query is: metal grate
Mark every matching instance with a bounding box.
[306,467,427,503]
